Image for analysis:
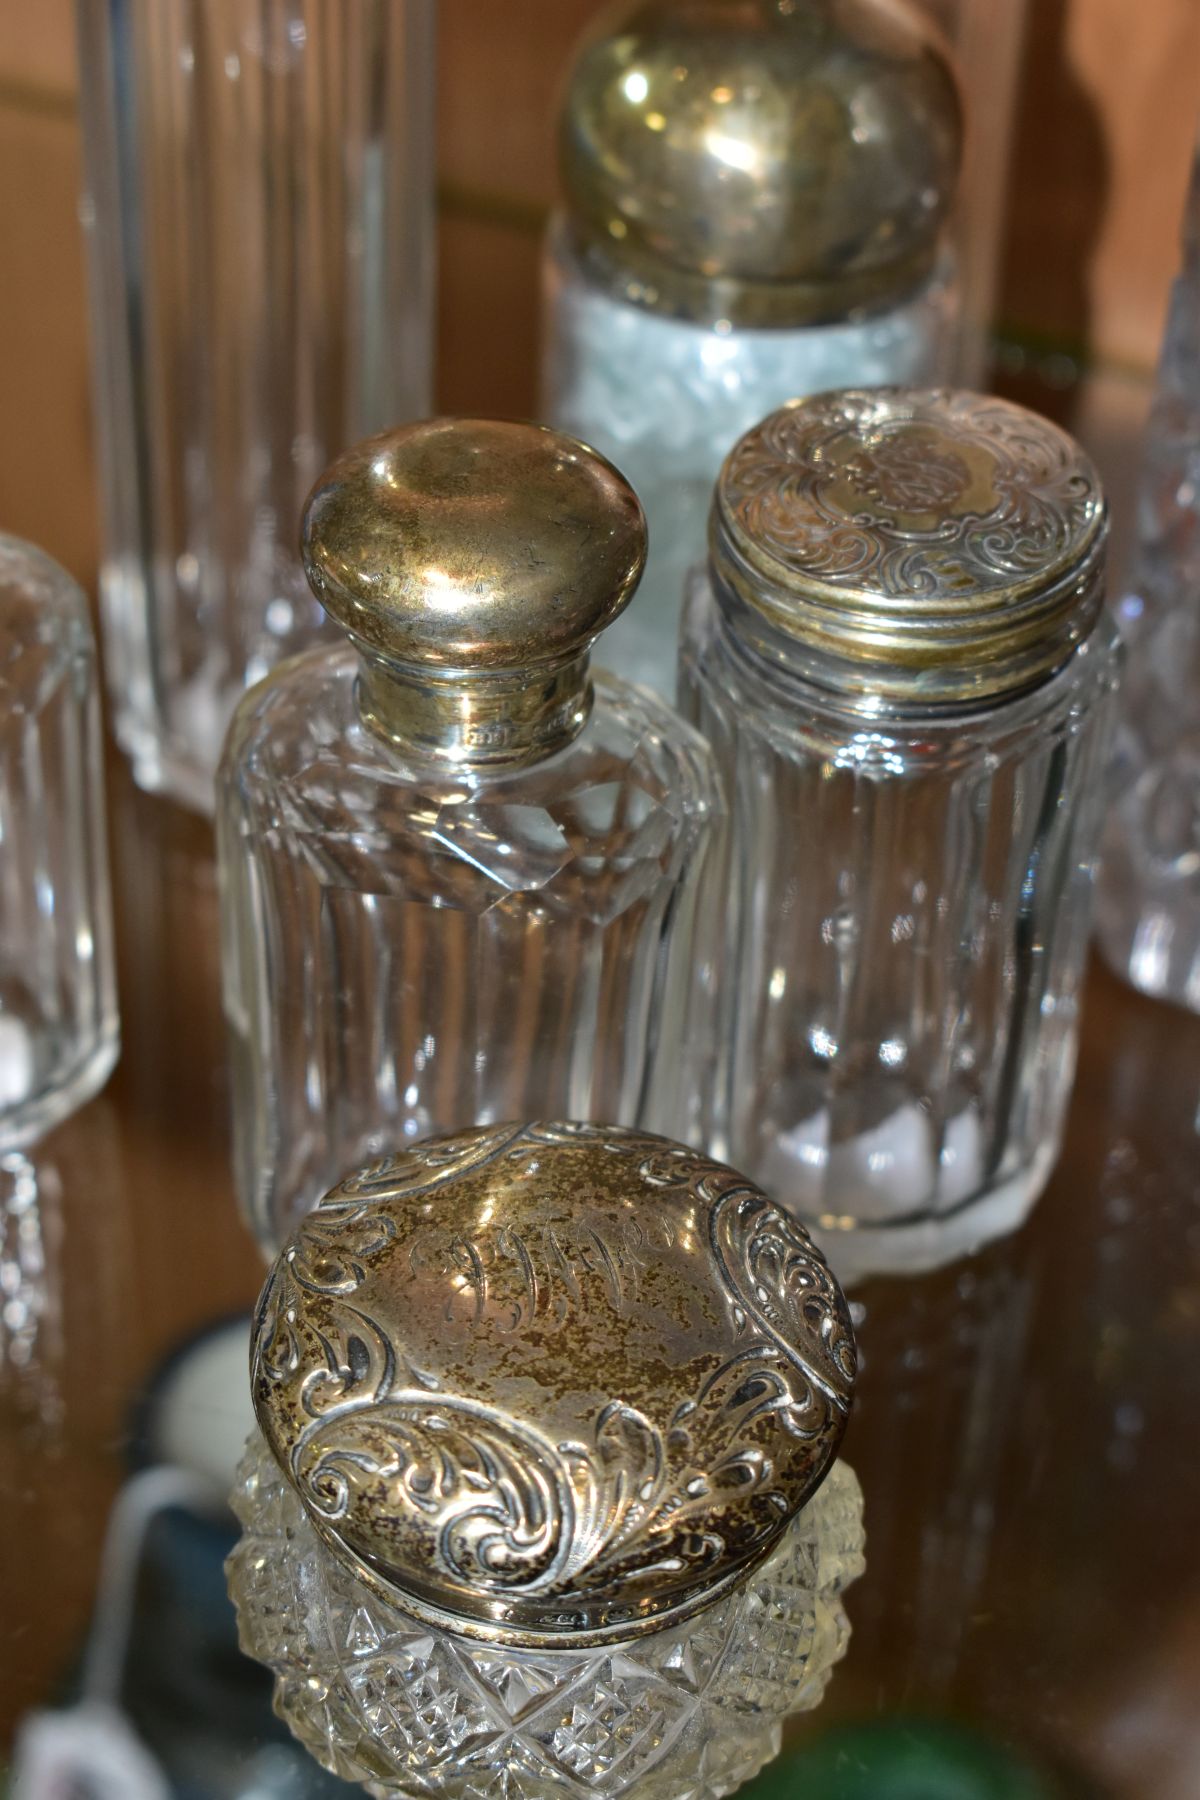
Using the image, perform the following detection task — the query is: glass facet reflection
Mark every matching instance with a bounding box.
[0,536,118,1149]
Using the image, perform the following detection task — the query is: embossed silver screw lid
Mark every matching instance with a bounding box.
[251,1122,856,1647]
[710,388,1109,703]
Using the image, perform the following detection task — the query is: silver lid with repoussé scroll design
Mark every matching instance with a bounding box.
[709,388,1109,704]
[250,1121,856,1648]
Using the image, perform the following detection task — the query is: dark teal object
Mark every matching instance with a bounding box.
[741,1721,1071,1800]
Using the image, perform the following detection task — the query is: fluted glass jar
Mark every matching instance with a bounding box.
[681,390,1121,1285]
[0,536,118,1148]
[228,1124,864,1800]
[76,0,435,813]
[218,422,724,1256]
[541,0,963,694]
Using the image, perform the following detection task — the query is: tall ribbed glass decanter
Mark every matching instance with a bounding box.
[76,0,435,812]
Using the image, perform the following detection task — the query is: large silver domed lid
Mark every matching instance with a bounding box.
[251,1122,856,1646]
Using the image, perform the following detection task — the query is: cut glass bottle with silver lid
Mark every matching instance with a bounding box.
[680,388,1121,1286]
[75,0,436,813]
[1095,135,1200,1011]
[541,0,963,696]
[0,536,118,1147]
[227,1121,865,1800]
[217,420,724,1257]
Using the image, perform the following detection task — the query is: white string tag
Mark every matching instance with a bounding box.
[10,1700,171,1800]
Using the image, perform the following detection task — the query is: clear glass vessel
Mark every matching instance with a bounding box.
[1095,138,1200,1011]
[227,1123,864,1800]
[76,0,436,814]
[541,0,963,695]
[218,423,724,1255]
[680,390,1121,1286]
[0,536,119,1149]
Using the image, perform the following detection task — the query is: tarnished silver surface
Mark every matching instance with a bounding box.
[301,419,647,766]
[558,0,961,327]
[710,388,1109,702]
[251,1121,856,1646]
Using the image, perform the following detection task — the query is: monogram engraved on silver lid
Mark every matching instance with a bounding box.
[251,1121,856,1646]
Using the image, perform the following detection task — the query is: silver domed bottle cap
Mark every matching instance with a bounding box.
[301,419,647,766]
[559,0,962,326]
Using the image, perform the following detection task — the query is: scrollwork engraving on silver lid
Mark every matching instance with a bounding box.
[718,387,1105,599]
[334,1123,528,1199]
[250,1123,856,1642]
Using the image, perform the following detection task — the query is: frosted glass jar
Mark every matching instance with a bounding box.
[542,0,963,694]
[0,537,118,1147]
[680,390,1121,1285]
[544,227,959,691]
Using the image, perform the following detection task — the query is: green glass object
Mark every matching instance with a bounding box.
[742,1719,1078,1800]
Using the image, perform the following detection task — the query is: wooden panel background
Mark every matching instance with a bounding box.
[0,0,1197,587]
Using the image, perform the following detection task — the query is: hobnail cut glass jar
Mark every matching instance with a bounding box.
[541,0,963,695]
[229,1434,864,1800]
[226,1122,863,1800]
[75,0,435,813]
[680,391,1121,1285]
[0,536,119,1148]
[218,424,724,1255]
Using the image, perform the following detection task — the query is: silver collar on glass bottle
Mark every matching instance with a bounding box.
[300,419,647,769]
